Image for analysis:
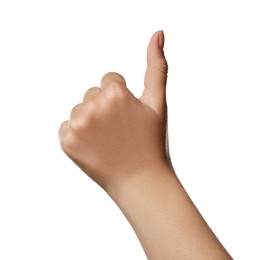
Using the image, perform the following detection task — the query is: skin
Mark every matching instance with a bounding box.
[59,31,232,260]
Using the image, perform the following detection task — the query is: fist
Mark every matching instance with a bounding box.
[59,31,169,191]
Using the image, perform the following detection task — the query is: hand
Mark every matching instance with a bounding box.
[59,32,232,260]
[59,31,170,190]
[59,31,169,191]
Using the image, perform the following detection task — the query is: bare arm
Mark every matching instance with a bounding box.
[59,31,232,259]
[109,165,231,260]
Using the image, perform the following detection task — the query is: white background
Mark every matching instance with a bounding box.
[0,0,259,259]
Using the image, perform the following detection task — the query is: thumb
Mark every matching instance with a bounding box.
[140,31,168,116]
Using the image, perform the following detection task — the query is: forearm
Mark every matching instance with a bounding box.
[108,165,232,260]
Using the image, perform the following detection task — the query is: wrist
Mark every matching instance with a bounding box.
[105,162,232,260]
[105,163,182,259]
[106,161,177,203]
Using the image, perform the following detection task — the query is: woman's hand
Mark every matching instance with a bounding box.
[59,31,170,191]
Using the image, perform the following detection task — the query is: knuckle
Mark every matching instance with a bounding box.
[85,100,99,118]
[70,103,82,120]
[101,72,126,89]
[100,72,129,104]
[69,117,85,135]
[108,81,124,94]
[70,99,101,133]
[59,120,68,139]
[69,103,85,133]
[59,121,69,152]
[60,130,76,155]
[102,72,125,83]
[104,82,129,103]
[83,87,100,102]
[149,58,168,76]
[158,58,168,75]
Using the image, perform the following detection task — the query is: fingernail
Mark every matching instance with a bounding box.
[158,30,165,50]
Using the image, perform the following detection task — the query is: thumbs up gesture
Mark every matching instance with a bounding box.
[59,31,171,192]
[59,32,233,260]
